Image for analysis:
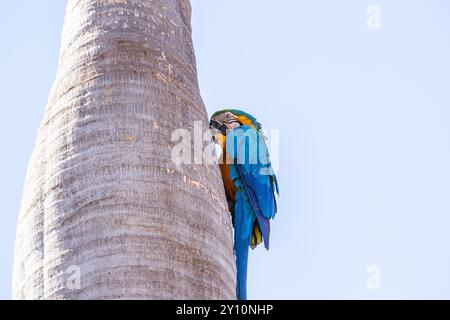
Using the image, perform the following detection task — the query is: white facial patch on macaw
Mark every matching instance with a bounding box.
[227,121,241,130]
[214,112,238,125]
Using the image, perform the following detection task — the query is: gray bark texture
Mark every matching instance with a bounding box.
[12,0,236,300]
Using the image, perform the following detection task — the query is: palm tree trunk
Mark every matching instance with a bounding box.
[13,0,236,300]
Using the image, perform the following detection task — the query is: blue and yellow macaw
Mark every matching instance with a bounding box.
[210,109,279,300]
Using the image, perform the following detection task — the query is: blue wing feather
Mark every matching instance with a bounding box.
[228,126,278,247]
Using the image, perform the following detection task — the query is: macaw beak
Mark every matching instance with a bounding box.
[210,119,228,136]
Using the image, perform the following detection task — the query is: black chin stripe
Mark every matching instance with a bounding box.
[209,120,228,135]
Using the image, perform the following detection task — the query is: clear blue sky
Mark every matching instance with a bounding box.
[1,0,450,299]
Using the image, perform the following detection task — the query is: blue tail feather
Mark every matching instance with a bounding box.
[235,231,251,300]
[234,185,256,300]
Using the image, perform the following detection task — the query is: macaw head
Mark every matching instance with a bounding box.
[209,109,261,136]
